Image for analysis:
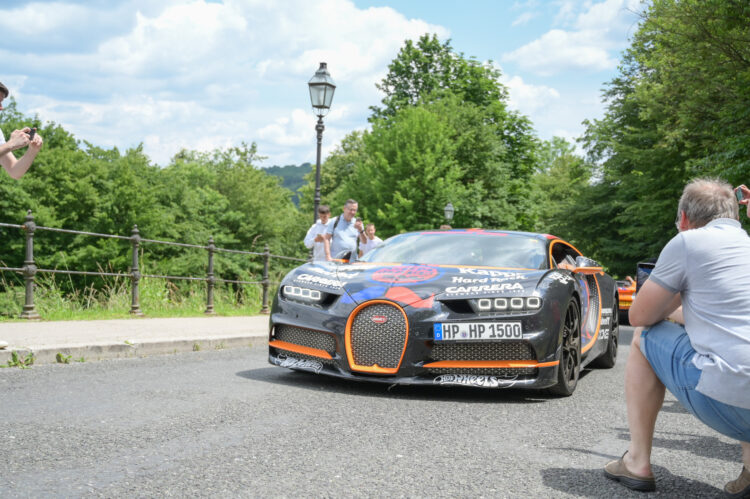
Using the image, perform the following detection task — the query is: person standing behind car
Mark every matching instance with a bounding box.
[358,223,383,257]
[304,205,332,262]
[325,199,363,261]
[0,81,43,179]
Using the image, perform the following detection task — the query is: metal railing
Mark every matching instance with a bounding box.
[0,210,306,319]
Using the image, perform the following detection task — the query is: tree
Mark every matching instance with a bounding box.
[371,34,508,120]
[349,34,540,234]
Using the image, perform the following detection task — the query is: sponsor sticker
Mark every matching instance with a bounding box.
[433,373,520,388]
[275,355,324,373]
[548,272,574,284]
[444,282,524,295]
[457,269,526,280]
[295,273,342,288]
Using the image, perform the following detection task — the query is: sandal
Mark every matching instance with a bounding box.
[604,451,656,492]
[724,466,750,498]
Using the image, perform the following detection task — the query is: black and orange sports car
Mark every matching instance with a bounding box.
[616,276,636,324]
[268,229,619,396]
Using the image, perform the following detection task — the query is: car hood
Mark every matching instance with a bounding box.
[285,261,553,308]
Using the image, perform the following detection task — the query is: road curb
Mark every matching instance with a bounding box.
[0,335,268,366]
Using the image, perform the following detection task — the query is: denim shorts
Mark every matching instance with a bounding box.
[641,321,750,442]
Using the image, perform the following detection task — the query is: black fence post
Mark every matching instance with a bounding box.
[261,244,270,314]
[20,210,40,320]
[130,225,143,316]
[205,236,216,315]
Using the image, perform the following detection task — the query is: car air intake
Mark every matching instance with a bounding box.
[346,301,408,374]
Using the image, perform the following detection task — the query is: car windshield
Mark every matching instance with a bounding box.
[360,231,547,269]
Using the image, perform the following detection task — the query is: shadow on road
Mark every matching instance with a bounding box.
[236,366,559,404]
[540,464,723,498]
[608,426,742,464]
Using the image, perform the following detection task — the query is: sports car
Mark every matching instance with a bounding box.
[268,229,619,396]
[616,276,636,324]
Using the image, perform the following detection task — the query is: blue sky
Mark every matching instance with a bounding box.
[2,0,645,166]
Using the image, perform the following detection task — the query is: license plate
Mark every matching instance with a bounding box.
[434,322,523,341]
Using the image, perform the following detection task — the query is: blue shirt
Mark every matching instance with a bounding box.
[326,215,359,258]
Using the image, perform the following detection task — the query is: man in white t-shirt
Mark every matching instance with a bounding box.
[358,223,382,257]
[0,81,43,179]
[604,178,750,496]
[304,205,332,262]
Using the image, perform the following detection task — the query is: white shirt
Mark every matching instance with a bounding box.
[650,218,750,409]
[360,235,383,255]
[304,218,332,261]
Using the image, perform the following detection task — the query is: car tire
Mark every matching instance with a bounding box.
[619,308,630,326]
[591,294,619,369]
[548,299,581,397]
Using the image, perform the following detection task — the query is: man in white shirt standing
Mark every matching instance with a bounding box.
[358,223,382,257]
[0,81,44,180]
[304,205,332,262]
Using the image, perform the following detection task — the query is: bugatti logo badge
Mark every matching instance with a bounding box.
[372,315,388,324]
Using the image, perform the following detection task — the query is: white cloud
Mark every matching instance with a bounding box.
[1,0,447,166]
[501,75,560,113]
[502,0,643,76]
[511,12,536,27]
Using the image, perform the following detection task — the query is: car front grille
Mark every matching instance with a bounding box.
[427,367,538,377]
[430,341,535,361]
[427,340,537,378]
[274,324,336,364]
[348,302,407,371]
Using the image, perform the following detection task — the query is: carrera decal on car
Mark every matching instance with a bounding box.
[371,265,441,284]
[433,374,521,388]
[444,282,524,295]
[274,355,324,374]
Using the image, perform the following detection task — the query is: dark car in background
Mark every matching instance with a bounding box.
[268,229,619,396]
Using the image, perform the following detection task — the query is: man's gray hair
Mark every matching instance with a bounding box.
[344,199,358,207]
[678,177,738,227]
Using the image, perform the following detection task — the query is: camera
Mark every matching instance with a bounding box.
[736,188,745,202]
[28,127,36,140]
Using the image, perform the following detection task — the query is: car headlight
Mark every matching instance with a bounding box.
[283,285,324,303]
[472,296,542,313]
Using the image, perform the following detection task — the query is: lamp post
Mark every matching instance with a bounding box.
[308,62,336,225]
[444,202,455,224]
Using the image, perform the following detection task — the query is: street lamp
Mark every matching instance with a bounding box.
[444,202,455,223]
[308,62,336,225]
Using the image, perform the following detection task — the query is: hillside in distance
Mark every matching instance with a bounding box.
[264,163,311,206]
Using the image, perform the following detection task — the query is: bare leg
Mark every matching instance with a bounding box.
[623,327,665,477]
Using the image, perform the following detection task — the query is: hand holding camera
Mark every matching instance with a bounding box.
[736,184,750,218]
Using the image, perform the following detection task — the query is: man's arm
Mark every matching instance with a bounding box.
[1,129,42,180]
[323,235,332,261]
[629,279,680,327]
[303,225,317,249]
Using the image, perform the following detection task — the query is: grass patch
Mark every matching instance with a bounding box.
[0,271,273,321]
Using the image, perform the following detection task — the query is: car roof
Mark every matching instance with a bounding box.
[414,228,557,242]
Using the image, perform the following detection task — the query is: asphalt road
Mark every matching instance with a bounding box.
[0,326,743,498]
